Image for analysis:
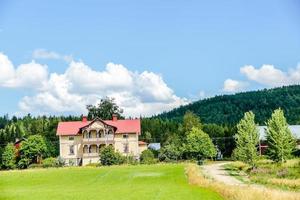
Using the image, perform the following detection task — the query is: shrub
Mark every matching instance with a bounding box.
[99,146,125,166]
[17,158,31,169]
[42,157,57,168]
[56,156,65,167]
[140,149,156,164]
[158,143,182,162]
[124,155,138,165]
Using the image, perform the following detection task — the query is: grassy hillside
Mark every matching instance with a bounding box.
[0,164,222,200]
[157,85,300,125]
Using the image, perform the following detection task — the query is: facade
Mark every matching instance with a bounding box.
[56,115,145,166]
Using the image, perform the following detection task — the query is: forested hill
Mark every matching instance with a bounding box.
[156,85,300,125]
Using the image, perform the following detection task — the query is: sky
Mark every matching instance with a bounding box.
[0,0,300,117]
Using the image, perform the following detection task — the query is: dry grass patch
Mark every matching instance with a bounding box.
[186,164,300,200]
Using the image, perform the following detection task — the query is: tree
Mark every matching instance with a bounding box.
[234,111,259,167]
[144,131,152,143]
[266,108,296,163]
[86,97,124,120]
[140,149,155,164]
[182,111,202,133]
[2,143,16,169]
[185,127,216,160]
[19,135,48,168]
[99,146,124,166]
[158,142,182,162]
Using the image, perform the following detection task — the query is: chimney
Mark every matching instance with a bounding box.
[82,116,88,122]
[112,114,118,122]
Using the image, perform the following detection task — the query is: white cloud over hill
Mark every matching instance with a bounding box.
[223,63,300,93]
[0,52,188,117]
[223,79,247,92]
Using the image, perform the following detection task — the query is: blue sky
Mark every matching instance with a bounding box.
[0,0,300,117]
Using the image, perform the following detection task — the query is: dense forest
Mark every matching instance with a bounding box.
[156,85,300,125]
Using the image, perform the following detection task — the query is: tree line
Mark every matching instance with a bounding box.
[0,97,299,169]
[156,85,300,125]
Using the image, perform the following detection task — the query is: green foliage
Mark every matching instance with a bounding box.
[28,163,43,169]
[266,109,297,163]
[234,111,259,167]
[140,149,156,164]
[86,97,124,120]
[19,135,48,168]
[124,154,138,165]
[181,111,202,135]
[141,118,179,144]
[42,157,58,168]
[2,143,16,169]
[185,127,216,160]
[99,146,125,166]
[158,142,182,162]
[157,85,300,125]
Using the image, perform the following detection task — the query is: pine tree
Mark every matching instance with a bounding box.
[234,111,259,167]
[266,108,296,163]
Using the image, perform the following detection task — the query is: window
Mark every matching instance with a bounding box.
[69,136,74,141]
[123,134,128,139]
[69,145,74,155]
[123,143,129,153]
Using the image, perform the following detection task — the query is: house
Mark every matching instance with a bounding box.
[56,115,144,166]
[258,125,300,154]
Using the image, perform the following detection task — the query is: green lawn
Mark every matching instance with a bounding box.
[0,164,222,200]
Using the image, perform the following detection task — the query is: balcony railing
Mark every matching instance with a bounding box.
[83,135,114,142]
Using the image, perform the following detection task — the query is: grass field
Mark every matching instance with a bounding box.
[224,159,300,191]
[0,164,223,200]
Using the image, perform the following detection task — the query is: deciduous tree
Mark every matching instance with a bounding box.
[234,111,259,167]
[2,143,16,169]
[266,108,296,163]
[185,127,216,160]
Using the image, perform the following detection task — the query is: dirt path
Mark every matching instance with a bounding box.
[202,162,245,186]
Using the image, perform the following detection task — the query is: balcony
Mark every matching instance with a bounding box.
[83,135,114,143]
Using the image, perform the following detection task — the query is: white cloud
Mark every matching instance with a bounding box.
[32,49,73,62]
[0,53,48,88]
[223,79,248,92]
[0,52,187,117]
[240,64,300,87]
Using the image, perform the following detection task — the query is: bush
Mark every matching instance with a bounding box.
[42,157,58,168]
[140,149,156,164]
[56,156,65,167]
[124,155,138,165]
[17,158,31,169]
[99,146,125,166]
[159,143,182,162]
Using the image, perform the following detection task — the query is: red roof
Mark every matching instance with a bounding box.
[56,119,141,136]
[138,141,147,145]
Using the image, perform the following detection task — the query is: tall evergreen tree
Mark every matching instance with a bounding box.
[234,111,259,167]
[266,108,296,163]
